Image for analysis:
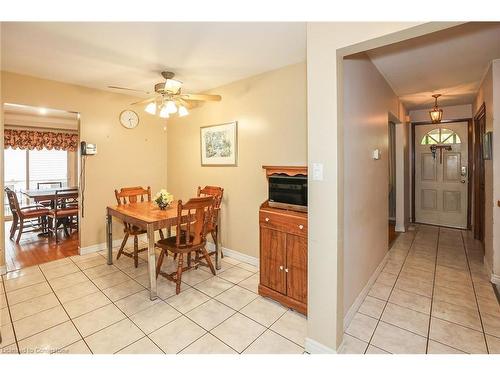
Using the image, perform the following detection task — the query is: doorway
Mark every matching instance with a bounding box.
[473,103,486,243]
[3,103,80,271]
[412,121,471,228]
[388,121,397,245]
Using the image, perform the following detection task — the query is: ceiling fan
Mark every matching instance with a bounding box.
[108,71,222,118]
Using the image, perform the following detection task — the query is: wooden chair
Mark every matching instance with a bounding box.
[5,187,49,243]
[37,181,63,208]
[197,185,224,258]
[155,196,216,294]
[47,189,79,243]
[114,186,164,268]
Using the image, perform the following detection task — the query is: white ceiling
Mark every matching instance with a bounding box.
[1,22,306,96]
[366,22,500,110]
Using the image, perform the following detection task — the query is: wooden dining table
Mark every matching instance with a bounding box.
[106,201,222,300]
[21,187,78,206]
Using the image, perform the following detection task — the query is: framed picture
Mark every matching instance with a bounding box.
[200,121,238,166]
[483,131,493,160]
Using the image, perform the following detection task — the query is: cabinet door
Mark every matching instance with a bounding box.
[260,226,286,294]
[286,234,307,304]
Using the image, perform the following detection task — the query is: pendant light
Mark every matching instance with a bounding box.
[429,94,443,124]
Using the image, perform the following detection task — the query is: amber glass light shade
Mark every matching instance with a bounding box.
[429,107,443,123]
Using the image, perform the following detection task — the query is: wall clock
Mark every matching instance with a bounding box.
[119,110,139,129]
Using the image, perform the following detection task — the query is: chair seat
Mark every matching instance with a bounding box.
[125,225,147,235]
[156,235,205,253]
[48,208,78,217]
[20,208,50,218]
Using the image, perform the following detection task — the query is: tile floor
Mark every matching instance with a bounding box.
[341,225,500,354]
[0,244,306,354]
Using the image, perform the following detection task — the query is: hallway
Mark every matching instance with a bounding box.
[342,225,500,354]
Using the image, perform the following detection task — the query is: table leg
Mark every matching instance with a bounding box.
[147,224,158,300]
[106,213,113,265]
[215,212,221,271]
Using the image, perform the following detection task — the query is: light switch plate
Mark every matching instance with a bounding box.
[312,163,324,181]
[372,149,381,160]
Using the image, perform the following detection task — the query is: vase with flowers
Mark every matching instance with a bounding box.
[154,189,174,210]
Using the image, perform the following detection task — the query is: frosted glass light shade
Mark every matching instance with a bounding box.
[178,105,189,117]
[145,102,157,115]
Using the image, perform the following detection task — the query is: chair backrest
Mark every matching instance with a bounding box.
[54,188,79,214]
[197,186,224,209]
[115,186,151,205]
[37,181,63,190]
[176,196,215,247]
[5,187,21,214]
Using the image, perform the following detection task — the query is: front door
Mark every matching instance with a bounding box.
[415,122,468,228]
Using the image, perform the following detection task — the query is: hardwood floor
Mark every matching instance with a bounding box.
[3,221,79,272]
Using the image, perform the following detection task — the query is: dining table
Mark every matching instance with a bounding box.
[21,187,78,206]
[106,201,222,300]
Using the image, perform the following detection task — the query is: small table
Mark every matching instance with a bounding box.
[106,201,222,300]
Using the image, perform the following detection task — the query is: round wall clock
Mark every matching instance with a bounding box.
[119,110,139,129]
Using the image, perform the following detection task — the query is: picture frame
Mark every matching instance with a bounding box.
[483,131,493,160]
[200,121,238,166]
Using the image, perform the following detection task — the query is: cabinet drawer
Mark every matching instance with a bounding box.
[259,210,307,237]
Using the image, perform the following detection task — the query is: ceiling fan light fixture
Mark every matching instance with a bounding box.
[145,102,157,115]
[429,94,443,124]
[165,100,177,114]
[178,105,189,117]
[165,78,182,93]
[159,105,170,118]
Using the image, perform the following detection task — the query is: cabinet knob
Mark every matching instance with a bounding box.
[298,224,303,230]
[279,265,284,271]
[265,217,270,222]
[285,268,289,273]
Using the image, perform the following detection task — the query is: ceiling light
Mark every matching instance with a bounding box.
[165,79,183,93]
[39,107,48,115]
[178,105,189,117]
[429,94,443,124]
[159,105,170,118]
[145,102,157,115]
[165,100,177,114]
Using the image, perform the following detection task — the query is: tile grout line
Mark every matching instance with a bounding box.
[1,273,21,354]
[424,226,441,354]
[362,225,420,354]
[460,231,490,354]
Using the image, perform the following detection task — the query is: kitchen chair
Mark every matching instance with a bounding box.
[5,187,49,243]
[197,185,224,258]
[155,196,216,294]
[37,181,63,207]
[47,188,79,243]
[114,186,164,268]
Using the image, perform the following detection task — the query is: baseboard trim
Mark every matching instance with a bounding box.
[80,238,124,255]
[395,224,406,233]
[0,265,6,275]
[483,255,500,285]
[206,242,259,266]
[343,251,391,330]
[304,337,337,354]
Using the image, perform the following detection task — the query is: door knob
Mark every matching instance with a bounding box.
[298,224,304,230]
[279,265,284,271]
[460,179,466,184]
[265,217,270,222]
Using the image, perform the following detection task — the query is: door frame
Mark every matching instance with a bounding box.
[411,118,473,228]
[473,103,486,243]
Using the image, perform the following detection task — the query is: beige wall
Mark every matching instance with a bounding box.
[306,22,456,352]
[474,60,500,278]
[1,71,167,250]
[342,53,402,317]
[409,104,472,122]
[0,23,4,271]
[166,63,307,258]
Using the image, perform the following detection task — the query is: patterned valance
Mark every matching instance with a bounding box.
[4,129,79,152]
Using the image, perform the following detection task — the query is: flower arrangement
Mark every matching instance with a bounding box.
[154,189,174,210]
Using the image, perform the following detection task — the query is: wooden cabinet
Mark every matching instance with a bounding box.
[258,201,307,315]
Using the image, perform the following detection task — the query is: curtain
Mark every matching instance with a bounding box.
[4,129,79,152]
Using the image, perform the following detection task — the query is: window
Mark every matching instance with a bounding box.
[4,148,69,217]
[421,128,461,145]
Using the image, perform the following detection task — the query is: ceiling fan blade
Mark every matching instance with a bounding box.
[177,98,196,110]
[130,97,157,106]
[108,85,150,94]
[179,94,222,102]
